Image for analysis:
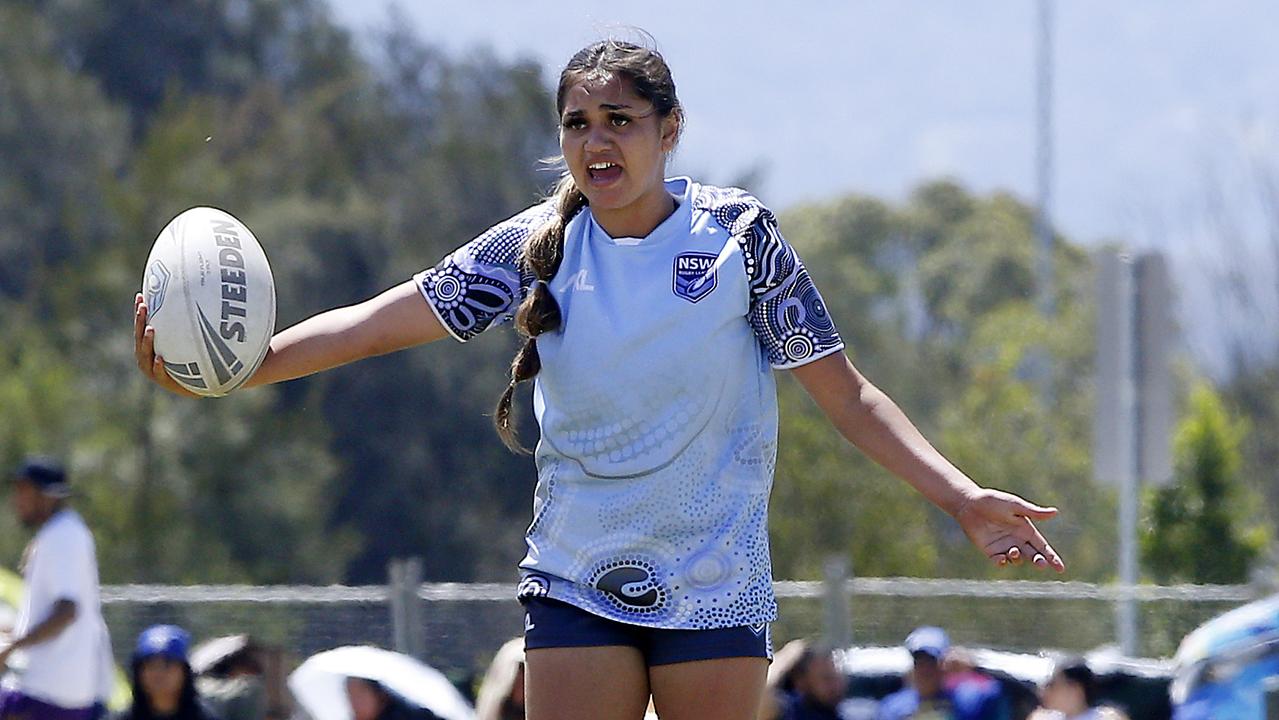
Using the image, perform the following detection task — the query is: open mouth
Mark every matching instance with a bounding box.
[587,161,623,185]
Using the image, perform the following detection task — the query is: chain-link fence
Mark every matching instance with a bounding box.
[771,578,1256,659]
[102,570,1263,693]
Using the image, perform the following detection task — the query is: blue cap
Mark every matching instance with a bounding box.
[905,626,950,660]
[13,457,71,498]
[135,625,191,662]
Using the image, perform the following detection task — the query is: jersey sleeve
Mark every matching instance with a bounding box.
[733,204,845,369]
[413,203,556,342]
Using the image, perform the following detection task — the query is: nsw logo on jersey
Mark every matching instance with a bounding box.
[672,252,718,303]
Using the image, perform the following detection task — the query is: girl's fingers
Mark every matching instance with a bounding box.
[1018,519,1064,569]
[1040,542,1066,572]
[152,353,200,398]
[983,525,1066,573]
[134,302,150,370]
[134,295,200,399]
[1008,495,1058,521]
[152,354,180,394]
[143,327,157,376]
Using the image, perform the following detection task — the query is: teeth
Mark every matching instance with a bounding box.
[589,162,617,170]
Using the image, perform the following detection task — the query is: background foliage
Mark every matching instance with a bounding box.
[0,0,1270,587]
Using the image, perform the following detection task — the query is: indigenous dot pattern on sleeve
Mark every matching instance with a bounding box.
[702,190,844,369]
[414,203,555,341]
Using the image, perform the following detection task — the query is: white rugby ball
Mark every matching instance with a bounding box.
[141,207,276,397]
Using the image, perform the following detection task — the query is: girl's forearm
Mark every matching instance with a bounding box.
[246,280,447,388]
[247,304,377,387]
[791,353,980,517]
[842,379,980,516]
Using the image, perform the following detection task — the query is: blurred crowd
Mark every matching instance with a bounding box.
[116,627,268,720]
[83,621,1144,720]
[0,456,1259,720]
[759,627,1132,720]
[106,625,500,720]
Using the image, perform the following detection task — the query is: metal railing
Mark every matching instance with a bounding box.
[99,565,1265,669]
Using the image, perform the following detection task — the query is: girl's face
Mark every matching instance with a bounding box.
[559,74,679,235]
[139,656,185,701]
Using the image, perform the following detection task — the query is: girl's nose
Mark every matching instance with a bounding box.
[584,126,612,153]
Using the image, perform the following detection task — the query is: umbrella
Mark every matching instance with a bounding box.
[288,646,474,720]
[191,634,253,675]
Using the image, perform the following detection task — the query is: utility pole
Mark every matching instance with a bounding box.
[1033,0,1056,409]
[1035,0,1055,319]
[1095,250,1174,655]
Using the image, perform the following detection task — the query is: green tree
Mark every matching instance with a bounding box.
[1,0,1176,589]
[1225,367,1279,533]
[934,303,1114,579]
[771,375,939,579]
[1141,382,1269,583]
[0,4,126,307]
[773,182,1109,580]
[0,1,363,583]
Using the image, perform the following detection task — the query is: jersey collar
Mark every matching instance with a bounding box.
[585,177,695,247]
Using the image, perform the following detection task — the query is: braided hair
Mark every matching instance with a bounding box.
[493,39,682,452]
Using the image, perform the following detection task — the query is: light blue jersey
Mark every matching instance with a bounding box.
[415,178,843,629]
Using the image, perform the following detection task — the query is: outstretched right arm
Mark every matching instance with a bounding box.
[136,202,553,397]
[134,280,448,396]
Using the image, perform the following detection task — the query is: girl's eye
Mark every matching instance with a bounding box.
[610,114,631,127]
[563,118,586,131]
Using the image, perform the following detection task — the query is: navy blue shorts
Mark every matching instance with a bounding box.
[522,597,772,666]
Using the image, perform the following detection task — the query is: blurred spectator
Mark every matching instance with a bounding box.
[344,678,441,720]
[191,636,265,720]
[1030,659,1129,720]
[762,639,848,720]
[0,457,114,720]
[473,638,524,720]
[115,625,217,720]
[760,639,807,719]
[877,627,1010,720]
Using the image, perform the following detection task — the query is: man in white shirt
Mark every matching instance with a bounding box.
[0,458,113,720]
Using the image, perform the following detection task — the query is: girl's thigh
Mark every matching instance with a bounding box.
[524,645,651,720]
[648,656,769,720]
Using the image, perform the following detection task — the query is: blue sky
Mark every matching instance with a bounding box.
[327,1,1279,370]
[326,1,1277,243]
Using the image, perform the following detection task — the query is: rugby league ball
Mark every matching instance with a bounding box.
[141,207,275,397]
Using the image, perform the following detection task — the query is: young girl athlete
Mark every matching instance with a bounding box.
[134,40,1065,720]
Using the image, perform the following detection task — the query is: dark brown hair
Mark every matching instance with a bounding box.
[493,39,683,452]
[1055,657,1098,707]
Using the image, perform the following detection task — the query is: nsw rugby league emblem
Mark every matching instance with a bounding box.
[672,252,718,303]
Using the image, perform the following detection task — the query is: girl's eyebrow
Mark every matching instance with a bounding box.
[562,103,654,120]
[563,104,632,117]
